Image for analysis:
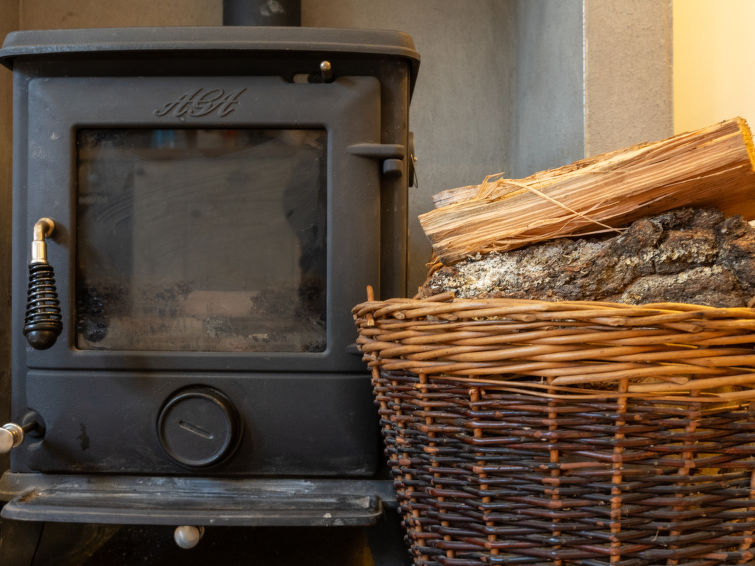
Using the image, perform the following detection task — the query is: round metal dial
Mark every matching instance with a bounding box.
[157,386,241,468]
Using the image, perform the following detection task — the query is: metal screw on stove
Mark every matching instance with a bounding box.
[174,525,205,549]
[320,60,333,82]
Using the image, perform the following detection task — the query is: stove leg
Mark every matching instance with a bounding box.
[0,518,44,566]
[367,507,412,566]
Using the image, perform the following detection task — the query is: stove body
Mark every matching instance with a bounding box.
[0,27,417,540]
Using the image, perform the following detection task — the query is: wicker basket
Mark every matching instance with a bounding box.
[353,293,755,565]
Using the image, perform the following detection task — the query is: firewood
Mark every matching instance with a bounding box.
[420,118,755,265]
[432,184,477,208]
[419,207,755,308]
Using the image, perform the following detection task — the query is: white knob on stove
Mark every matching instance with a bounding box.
[174,525,205,549]
[0,423,24,454]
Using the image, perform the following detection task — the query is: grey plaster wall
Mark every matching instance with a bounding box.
[510,0,585,178]
[584,0,673,155]
[304,0,517,292]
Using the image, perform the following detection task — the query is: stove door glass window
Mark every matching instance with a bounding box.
[76,128,327,352]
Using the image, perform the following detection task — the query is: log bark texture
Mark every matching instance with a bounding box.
[420,118,755,265]
[420,208,755,308]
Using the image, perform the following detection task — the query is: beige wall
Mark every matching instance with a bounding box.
[674,0,755,133]
[585,0,672,155]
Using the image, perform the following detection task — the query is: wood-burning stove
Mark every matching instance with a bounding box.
[0,26,418,562]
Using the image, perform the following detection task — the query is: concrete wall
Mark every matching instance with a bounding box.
[508,0,673,172]
[510,0,584,178]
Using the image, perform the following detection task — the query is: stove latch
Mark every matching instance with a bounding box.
[347,142,406,178]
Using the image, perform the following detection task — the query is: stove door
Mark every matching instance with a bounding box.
[18,76,383,373]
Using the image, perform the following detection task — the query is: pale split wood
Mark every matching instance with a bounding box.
[420,117,755,264]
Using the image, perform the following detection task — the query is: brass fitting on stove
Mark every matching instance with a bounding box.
[0,423,24,454]
[31,217,55,264]
[0,415,45,453]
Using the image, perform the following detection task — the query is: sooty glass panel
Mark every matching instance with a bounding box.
[76,129,327,352]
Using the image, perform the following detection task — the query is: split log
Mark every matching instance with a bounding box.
[420,118,755,265]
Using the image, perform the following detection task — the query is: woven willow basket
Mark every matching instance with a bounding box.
[353,293,755,566]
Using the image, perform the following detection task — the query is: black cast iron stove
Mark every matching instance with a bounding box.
[0,23,418,563]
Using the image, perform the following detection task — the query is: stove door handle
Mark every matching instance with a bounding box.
[23,218,63,350]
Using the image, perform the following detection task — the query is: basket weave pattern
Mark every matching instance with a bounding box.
[354,296,755,565]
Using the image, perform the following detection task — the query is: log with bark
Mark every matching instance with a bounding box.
[419,207,755,308]
[420,118,755,266]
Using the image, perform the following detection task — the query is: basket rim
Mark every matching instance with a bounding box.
[353,293,755,403]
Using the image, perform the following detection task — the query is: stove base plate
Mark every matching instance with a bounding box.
[0,473,394,527]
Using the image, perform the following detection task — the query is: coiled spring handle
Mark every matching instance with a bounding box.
[23,217,62,349]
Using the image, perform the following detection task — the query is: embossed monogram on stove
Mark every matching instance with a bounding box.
[154,88,247,118]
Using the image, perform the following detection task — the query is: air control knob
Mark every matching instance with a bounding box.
[0,423,24,454]
[157,386,241,468]
[0,415,45,454]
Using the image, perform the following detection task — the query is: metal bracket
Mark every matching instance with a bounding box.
[347,143,406,178]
